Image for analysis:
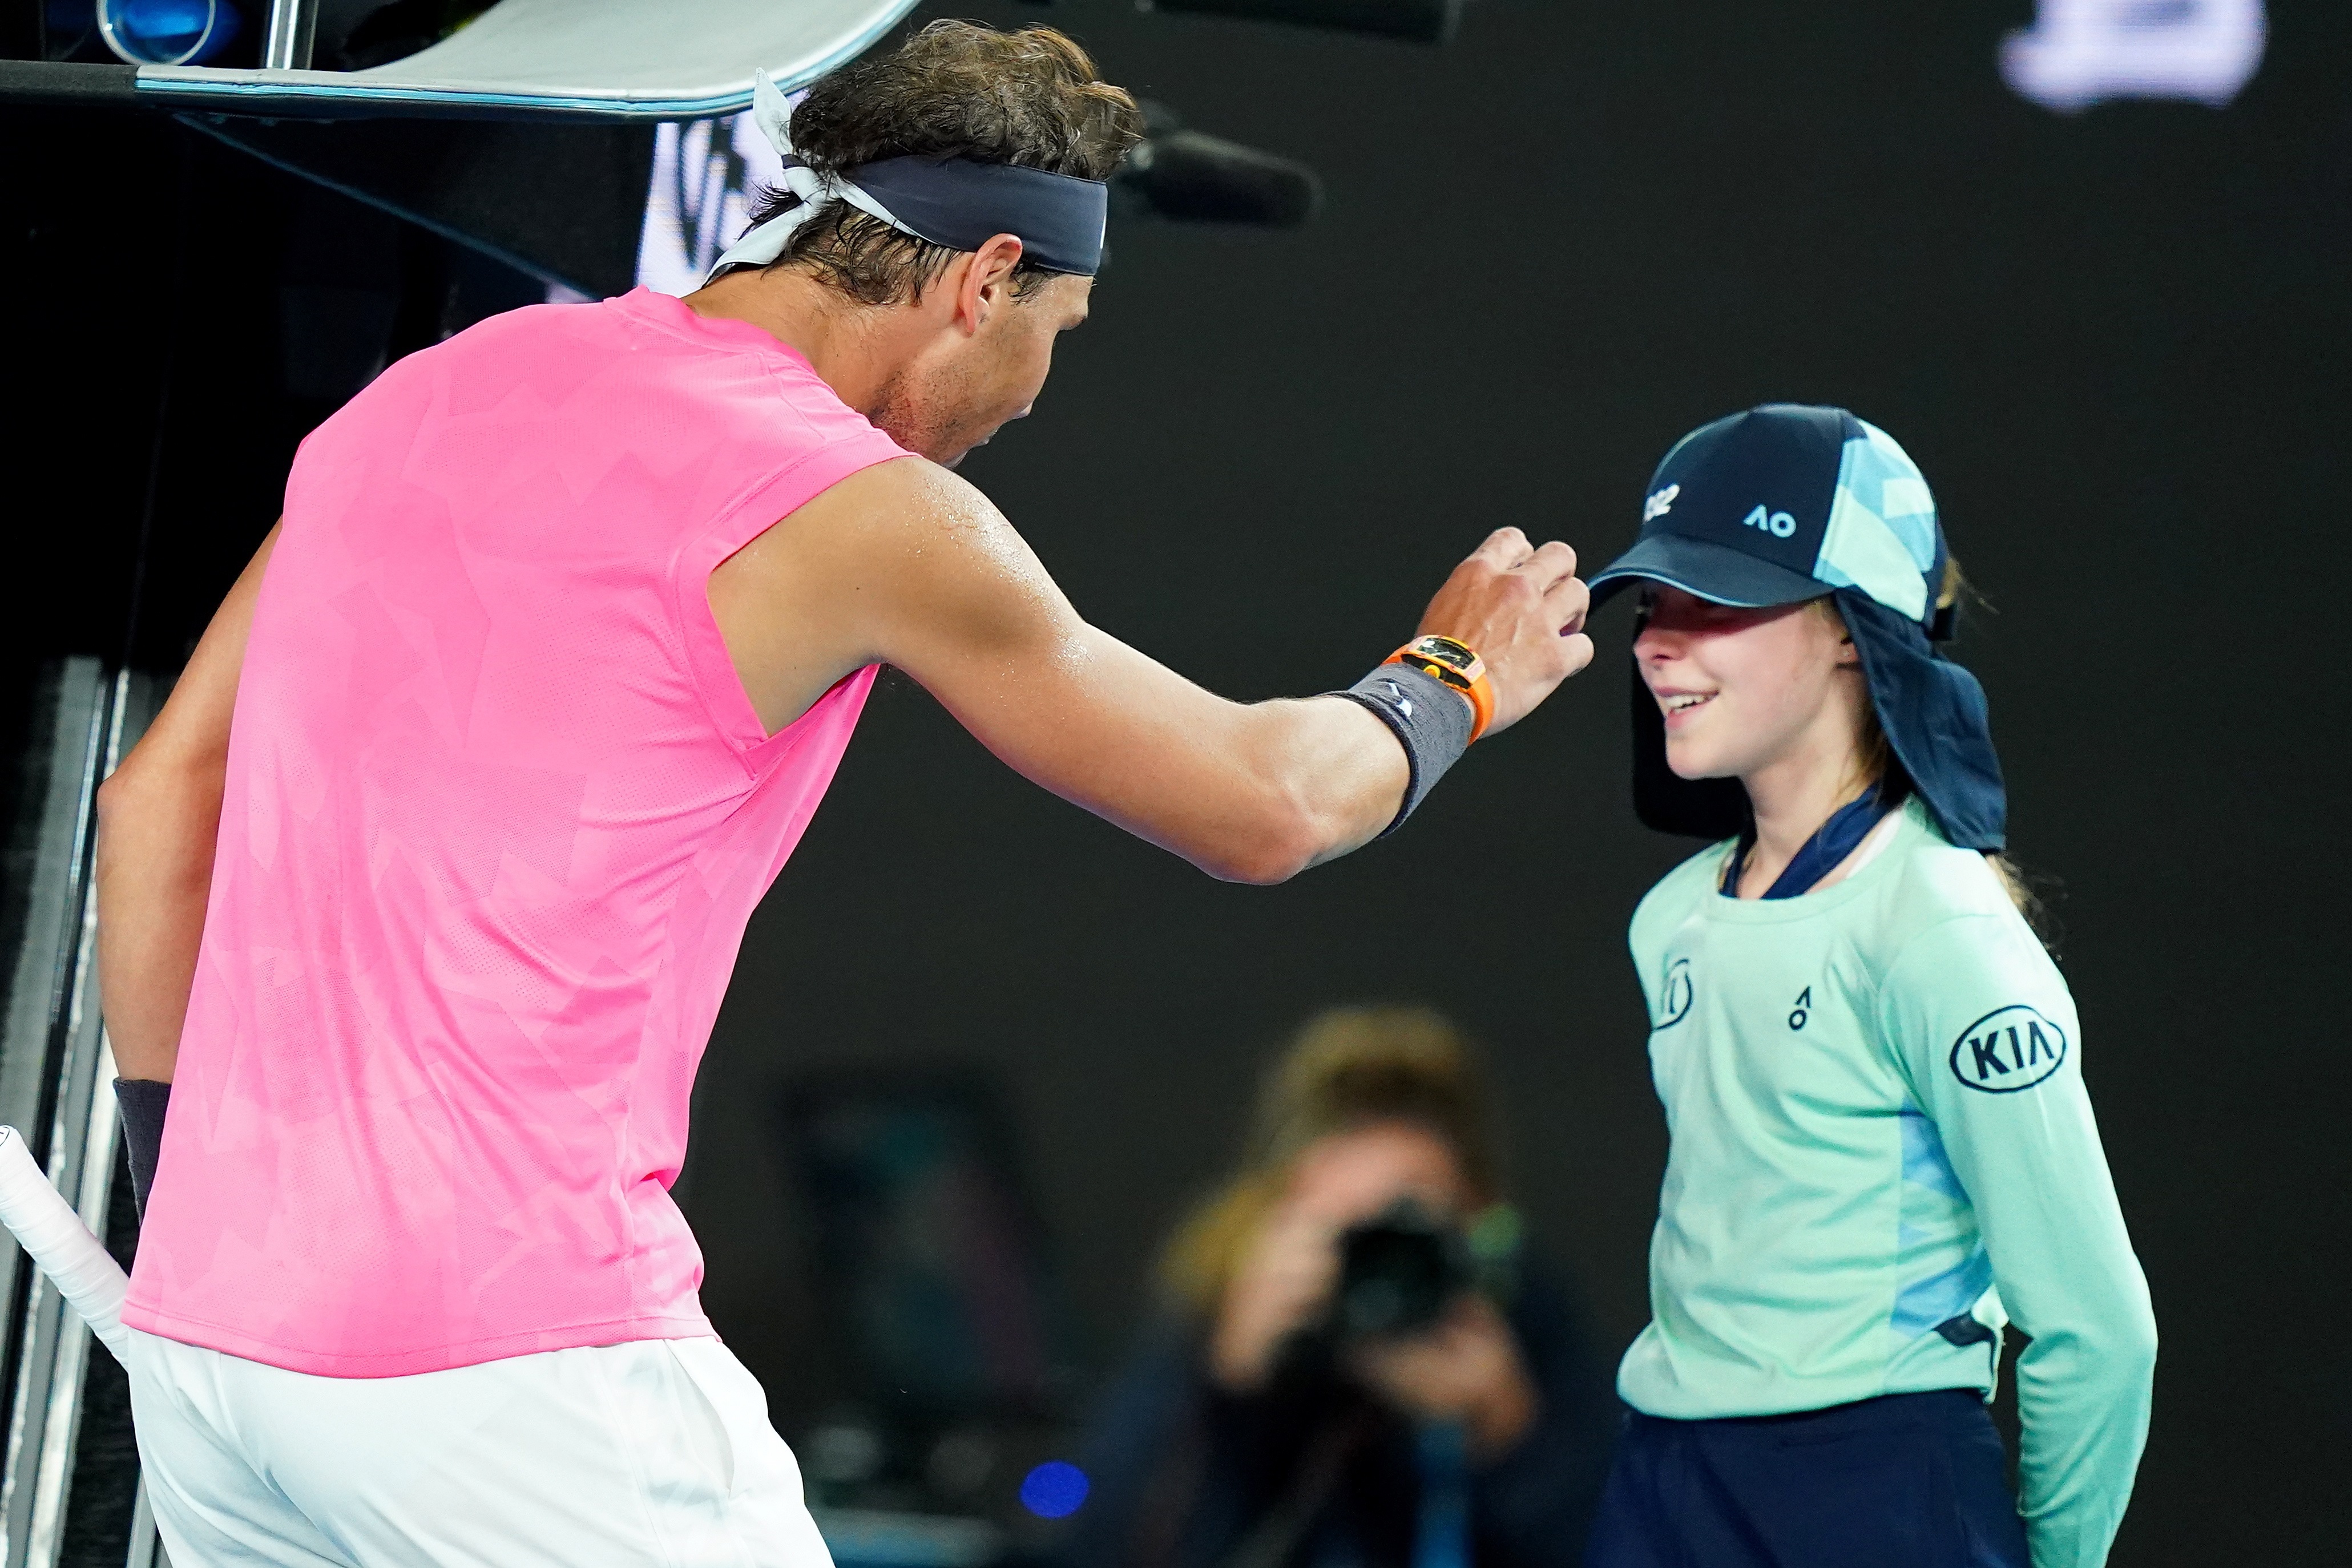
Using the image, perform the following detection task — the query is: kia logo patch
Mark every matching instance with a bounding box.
[1948,1005,2068,1093]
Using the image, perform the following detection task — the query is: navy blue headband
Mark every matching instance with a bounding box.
[707,71,1110,284]
[821,155,1108,277]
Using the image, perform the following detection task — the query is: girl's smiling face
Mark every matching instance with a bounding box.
[1632,585,1865,785]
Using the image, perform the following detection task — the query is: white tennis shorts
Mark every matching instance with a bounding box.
[124,1327,834,1568]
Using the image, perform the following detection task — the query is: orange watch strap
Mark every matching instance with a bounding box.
[1462,667,1495,741]
[1383,641,1495,743]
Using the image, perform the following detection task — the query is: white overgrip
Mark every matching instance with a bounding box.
[0,1126,131,1364]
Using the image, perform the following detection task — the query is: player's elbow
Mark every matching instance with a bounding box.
[1196,799,1325,886]
[99,749,185,823]
[96,746,223,858]
[1199,835,1317,886]
[1215,855,1312,887]
[95,762,155,837]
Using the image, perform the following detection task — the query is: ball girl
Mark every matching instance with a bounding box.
[1579,406,2156,1568]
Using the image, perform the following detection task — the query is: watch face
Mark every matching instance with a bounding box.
[1407,636,1477,674]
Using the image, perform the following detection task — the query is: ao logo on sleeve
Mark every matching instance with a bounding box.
[1948,1005,2068,1093]
[1655,959,1694,1030]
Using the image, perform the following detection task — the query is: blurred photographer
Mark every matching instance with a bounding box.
[1062,1007,1609,1568]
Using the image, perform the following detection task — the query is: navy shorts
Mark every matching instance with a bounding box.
[1584,1390,2030,1568]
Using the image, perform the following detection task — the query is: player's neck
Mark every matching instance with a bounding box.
[685,267,940,423]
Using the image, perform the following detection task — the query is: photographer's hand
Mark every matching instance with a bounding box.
[1209,1202,1340,1393]
[1349,1296,1540,1461]
[1209,1124,1475,1393]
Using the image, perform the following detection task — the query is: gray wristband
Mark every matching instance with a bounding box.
[1332,664,1476,838]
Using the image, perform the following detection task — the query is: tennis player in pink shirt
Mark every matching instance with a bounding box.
[91,22,1593,1567]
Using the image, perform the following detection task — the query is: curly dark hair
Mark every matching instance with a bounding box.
[741,21,1144,305]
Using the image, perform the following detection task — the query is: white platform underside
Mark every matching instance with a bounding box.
[140,0,919,118]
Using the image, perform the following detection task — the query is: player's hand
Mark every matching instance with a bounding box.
[1414,528,1593,737]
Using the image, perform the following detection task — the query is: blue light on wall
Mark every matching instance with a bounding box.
[98,0,241,66]
[1019,1461,1090,1519]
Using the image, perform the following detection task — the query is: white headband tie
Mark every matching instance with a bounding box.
[703,71,925,285]
[703,70,1112,285]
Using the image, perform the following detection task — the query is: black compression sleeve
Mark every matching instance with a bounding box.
[115,1078,171,1221]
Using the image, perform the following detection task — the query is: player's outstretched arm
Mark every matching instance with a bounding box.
[709,459,1592,884]
[95,523,280,1084]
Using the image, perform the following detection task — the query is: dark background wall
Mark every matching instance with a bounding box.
[681,4,2352,1564]
[5,2,2347,1563]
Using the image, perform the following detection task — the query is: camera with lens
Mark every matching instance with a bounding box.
[1328,1199,1474,1341]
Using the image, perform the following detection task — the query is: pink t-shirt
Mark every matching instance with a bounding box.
[123,288,909,1377]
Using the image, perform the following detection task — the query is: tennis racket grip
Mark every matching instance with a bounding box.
[0,1126,131,1364]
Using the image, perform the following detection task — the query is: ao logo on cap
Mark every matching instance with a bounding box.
[1948,1005,2068,1093]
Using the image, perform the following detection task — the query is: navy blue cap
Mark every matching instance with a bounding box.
[1590,403,1950,631]
[1606,404,2007,852]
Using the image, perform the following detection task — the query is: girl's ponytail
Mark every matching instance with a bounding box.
[1933,557,2046,933]
[1835,557,2040,926]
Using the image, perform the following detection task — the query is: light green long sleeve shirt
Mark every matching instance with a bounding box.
[1621,799,2157,1568]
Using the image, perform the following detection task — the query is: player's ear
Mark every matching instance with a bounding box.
[957,234,1025,330]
